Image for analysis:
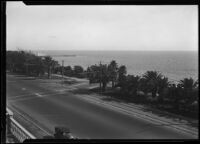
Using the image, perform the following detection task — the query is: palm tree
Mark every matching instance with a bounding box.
[101,64,110,92]
[179,78,198,106]
[51,60,60,74]
[126,75,140,96]
[108,60,118,88]
[117,65,127,87]
[33,56,45,76]
[64,66,73,76]
[86,66,92,83]
[73,65,84,77]
[87,64,102,87]
[142,71,163,98]
[87,63,110,92]
[43,56,53,79]
[157,76,170,102]
[167,83,182,110]
[179,77,198,90]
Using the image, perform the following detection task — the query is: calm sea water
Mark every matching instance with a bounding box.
[36,50,198,83]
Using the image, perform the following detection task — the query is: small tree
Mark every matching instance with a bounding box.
[73,65,84,77]
[142,71,163,98]
[157,76,170,102]
[117,65,127,90]
[43,56,53,79]
[108,60,118,88]
[101,64,110,92]
[64,66,73,76]
[126,75,140,97]
[178,78,198,111]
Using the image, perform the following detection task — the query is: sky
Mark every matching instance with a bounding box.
[6,2,198,51]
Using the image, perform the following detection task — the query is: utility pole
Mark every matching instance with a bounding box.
[62,60,64,86]
[62,60,64,79]
[100,61,102,95]
[26,63,28,75]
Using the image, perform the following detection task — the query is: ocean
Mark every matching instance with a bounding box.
[36,50,198,83]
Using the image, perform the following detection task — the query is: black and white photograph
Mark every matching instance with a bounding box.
[4,1,198,142]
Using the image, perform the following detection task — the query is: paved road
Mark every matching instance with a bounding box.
[6,74,196,139]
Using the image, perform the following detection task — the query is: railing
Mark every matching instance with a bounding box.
[6,108,36,143]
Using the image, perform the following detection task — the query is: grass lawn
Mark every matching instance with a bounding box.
[71,86,198,121]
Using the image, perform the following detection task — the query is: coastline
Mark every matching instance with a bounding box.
[35,50,198,82]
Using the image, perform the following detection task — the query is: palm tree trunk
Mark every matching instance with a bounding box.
[112,80,114,88]
[102,82,106,92]
[49,66,52,79]
[133,89,137,97]
[99,82,102,91]
[48,67,51,79]
[152,90,157,98]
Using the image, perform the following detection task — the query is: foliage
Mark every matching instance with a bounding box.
[73,65,84,78]
[142,71,163,98]
[43,56,59,78]
[6,50,60,78]
[117,65,127,89]
[108,60,118,88]
[64,66,73,76]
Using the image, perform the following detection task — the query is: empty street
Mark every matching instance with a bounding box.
[6,74,197,139]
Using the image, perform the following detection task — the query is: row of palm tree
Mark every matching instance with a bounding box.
[86,60,124,91]
[86,60,198,117]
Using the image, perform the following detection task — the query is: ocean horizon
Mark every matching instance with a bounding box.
[34,50,198,83]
